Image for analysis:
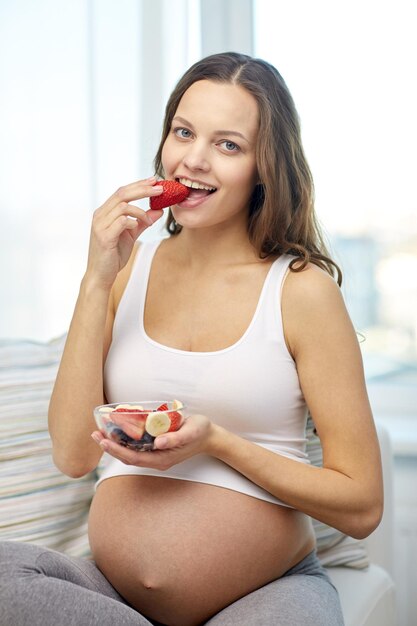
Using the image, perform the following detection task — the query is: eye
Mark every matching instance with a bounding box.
[174,127,192,139]
[219,140,240,152]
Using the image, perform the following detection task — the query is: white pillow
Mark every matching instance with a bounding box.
[306,414,370,568]
[0,335,95,557]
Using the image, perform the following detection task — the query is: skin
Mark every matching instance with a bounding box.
[49,80,383,626]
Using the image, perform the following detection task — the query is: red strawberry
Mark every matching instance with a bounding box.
[150,180,189,210]
[156,403,169,411]
[168,410,183,432]
[112,406,148,439]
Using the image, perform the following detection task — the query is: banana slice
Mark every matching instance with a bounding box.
[145,411,171,436]
[114,404,144,411]
[172,399,183,410]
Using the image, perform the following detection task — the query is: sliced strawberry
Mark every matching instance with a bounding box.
[149,180,189,211]
[156,403,169,411]
[111,407,148,439]
[168,410,183,432]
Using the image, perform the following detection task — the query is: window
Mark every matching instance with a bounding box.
[2,0,416,379]
[254,0,417,371]
[0,0,200,341]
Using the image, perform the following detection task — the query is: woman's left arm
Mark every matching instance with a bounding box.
[207,264,384,539]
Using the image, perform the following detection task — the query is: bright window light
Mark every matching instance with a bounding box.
[255,0,417,365]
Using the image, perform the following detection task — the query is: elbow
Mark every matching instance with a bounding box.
[49,419,102,479]
[51,449,99,479]
[346,499,384,540]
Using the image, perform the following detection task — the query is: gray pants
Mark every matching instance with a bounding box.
[0,541,344,625]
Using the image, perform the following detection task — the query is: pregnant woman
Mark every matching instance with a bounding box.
[0,52,382,626]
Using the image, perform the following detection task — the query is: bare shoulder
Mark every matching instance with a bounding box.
[281,262,355,359]
[283,261,342,303]
[282,261,346,320]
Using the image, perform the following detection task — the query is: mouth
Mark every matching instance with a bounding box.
[176,177,217,198]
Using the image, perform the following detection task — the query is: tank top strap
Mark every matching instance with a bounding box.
[251,254,295,346]
[112,239,162,338]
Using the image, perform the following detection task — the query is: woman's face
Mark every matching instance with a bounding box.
[161,79,259,231]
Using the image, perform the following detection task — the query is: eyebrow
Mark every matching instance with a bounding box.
[172,116,250,143]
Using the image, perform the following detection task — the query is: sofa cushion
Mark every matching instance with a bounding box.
[0,335,95,557]
[327,564,396,626]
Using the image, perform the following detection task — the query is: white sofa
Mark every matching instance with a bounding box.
[328,425,397,625]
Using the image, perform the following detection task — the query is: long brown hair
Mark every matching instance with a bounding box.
[153,52,342,285]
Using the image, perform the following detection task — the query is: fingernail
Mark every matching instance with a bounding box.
[156,437,168,449]
[91,433,100,444]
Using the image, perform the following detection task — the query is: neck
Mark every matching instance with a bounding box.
[171,223,259,271]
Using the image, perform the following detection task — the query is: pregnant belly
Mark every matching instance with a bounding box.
[88,475,315,626]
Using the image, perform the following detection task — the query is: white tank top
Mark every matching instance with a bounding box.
[97,239,309,506]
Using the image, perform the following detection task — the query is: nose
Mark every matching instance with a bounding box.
[182,140,210,173]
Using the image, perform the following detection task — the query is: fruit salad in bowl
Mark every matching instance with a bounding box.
[94,400,185,451]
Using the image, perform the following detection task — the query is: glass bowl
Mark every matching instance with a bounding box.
[94,400,185,451]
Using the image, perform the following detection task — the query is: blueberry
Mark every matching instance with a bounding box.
[105,421,119,436]
[142,432,155,444]
[126,431,155,451]
[106,423,135,446]
[105,422,156,451]
[138,431,156,451]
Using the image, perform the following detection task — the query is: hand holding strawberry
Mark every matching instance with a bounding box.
[85,177,165,291]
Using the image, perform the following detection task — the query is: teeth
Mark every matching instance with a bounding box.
[178,178,216,192]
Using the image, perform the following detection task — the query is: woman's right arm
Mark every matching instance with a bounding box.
[48,178,163,478]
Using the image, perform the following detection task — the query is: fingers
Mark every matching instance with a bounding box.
[153,431,182,450]
[98,207,164,247]
[92,177,164,245]
[93,435,168,468]
[153,416,208,451]
[102,201,159,231]
[101,176,164,217]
